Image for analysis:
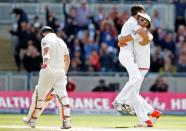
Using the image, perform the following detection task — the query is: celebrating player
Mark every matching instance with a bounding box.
[134,12,161,127]
[113,5,160,127]
[23,26,72,129]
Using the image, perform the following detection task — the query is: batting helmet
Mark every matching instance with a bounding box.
[40,26,54,37]
[137,12,151,28]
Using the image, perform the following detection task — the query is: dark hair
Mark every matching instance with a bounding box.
[131,5,145,16]
[40,26,54,38]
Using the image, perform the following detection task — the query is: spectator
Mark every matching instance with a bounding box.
[92,79,109,92]
[99,43,113,71]
[150,46,164,72]
[159,55,176,74]
[94,5,105,24]
[172,0,186,31]
[10,8,29,31]
[150,75,169,92]
[45,6,60,32]
[114,11,129,34]
[89,50,100,71]
[72,49,83,70]
[69,59,80,71]
[66,77,76,92]
[71,37,84,60]
[159,31,176,54]
[177,45,186,72]
[10,8,29,71]
[99,20,117,48]
[22,43,42,72]
[84,37,98,57]
[176,25,186,43]
[151,10,162,29]
[10,22,36,71]
[32,15,42,31]
[83,56,94,72]
[62,0,77,36]
[75,0,92,30]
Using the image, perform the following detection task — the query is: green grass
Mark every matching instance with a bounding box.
[0,114,186,130]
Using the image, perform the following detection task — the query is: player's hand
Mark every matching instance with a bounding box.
[41,63,48,69]
[137,28,148,36]
[118,37,128,47]
[139,38,150,46]
[118,41,127,47]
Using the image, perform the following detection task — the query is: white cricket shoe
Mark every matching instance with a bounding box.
[112,100,135,115]
[22,117,36,128]
[61,118,72,129]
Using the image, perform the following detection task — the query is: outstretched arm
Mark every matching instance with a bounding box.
[62,0,68,18]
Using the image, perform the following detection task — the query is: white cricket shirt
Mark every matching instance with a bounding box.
[133,26,153,68]
[41,33,69,70]
[118,16,138,53]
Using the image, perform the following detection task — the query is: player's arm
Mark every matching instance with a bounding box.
[135,27,150,45]
[41,39,51,68]
[42,47,50,68]
[136,27,149,39]
[118,21,142,47]
[64,54,70,74]
[118,35,133,47]
[64,46,70,74]
[139,38,150,46]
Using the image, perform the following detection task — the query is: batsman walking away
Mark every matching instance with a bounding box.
[23,26,72,129]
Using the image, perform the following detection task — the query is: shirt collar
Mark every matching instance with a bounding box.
[45,33,56,37]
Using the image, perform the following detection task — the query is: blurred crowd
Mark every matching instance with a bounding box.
[9,0,186,74]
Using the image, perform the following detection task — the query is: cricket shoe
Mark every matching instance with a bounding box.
[112,100,135,115]
[22,117,36,128]
[61,118,72,129]
[149,110,161,124]
[134,120,153,128]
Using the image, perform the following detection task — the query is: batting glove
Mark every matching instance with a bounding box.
[41,63,48,69]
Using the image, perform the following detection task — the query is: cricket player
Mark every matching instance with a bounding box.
[112,5,157,127]
[134,12,161,127]
[23,26,72,129]
[118,12,161,126]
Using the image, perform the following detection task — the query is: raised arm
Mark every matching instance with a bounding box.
[62,0,68,18]
[45,6,50,26]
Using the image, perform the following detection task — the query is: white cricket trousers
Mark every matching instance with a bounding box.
[115,50,153,123]
[27,67,70,122]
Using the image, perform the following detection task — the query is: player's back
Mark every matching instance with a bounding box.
[119,17,138,52]
[44,33,68,70]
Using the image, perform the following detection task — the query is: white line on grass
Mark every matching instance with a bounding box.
[0,125,184,131]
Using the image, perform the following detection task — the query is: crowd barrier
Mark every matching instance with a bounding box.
[0,91,186,115]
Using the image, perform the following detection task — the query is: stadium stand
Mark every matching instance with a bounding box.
[0,0,186,92]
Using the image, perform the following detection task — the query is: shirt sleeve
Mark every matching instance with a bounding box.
[41,38,51,49]
[118,19,138,40]
[64,44,69,55]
